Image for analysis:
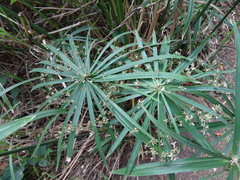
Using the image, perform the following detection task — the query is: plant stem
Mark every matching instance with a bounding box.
[0,133,89,157]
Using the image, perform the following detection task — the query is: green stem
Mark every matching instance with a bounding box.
[0,133,89,157]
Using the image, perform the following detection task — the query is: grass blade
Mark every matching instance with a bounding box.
[111,157,230,176]
[232,22,240,156]
[182,0,194,39]
[0,116,35,141]
[86,83,108,168]
[66,85,86,160]
[97,54,189,77]
[124,114,151,178]
[44,45,80,72]
[9,140,16,180]
[0,77,39,97]
[0,109,66,141]
[161,93,179,134]
[96,71,189,82]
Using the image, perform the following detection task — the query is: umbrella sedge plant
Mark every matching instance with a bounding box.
[0,30,237,180]
[0,1,239,179]
[29,26,236,179]
[30,30,190,170]
[111,23,240,179]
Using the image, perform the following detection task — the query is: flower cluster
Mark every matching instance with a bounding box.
[184,63,196,77]
[160,141,179,162]
[143,141,159,161]
[96,115,109,126]
[183,111,193,122]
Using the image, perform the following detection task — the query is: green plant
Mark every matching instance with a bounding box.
[26,145,52,167]
[1,163,24,180]
[26,25,234,179]
[0,27,236,179]
[1,1,240,179]
[30,30,190,170]
[111,22,240,179]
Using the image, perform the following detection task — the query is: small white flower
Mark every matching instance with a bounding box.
[178,86,186,90]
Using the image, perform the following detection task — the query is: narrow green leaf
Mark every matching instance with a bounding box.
[0,77,40,97]
[0,116,36,140]
[125,114,151,177]
[227,166,239,180]
[107,100,153,157]
[196,92,234,118]
[21,0,58,29]
[191,0,214,25]
[56,104,75,170]
[96,72,189,82]
[31,78,73,90]
[86,83,108,168]
[9,140,15,180]
[30,109,69,159]
[232,22,240,156]
[10,0,18,5]
[0,84,14,112]
[135,31,152,71]
[93,42,139,74]
[175,0,240,74]
[0,102,20,119]
[0,109,66,141]
[68,36,84,69]
[44,45,80,72]
[191,70,235,79]
[36,82,77,112]
[66,85,86,159]
[97,54,189,77]
[0,5,53,39]
[0,28,30,47]
[165,93,219,153]
[167,85,234,94]
[111,157,230,176]
[91,31,133,72]
[182,0,194,38]
[161,93,179,134]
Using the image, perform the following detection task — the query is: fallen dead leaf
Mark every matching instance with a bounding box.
[214,132,224,137]
[0,163,8,170]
